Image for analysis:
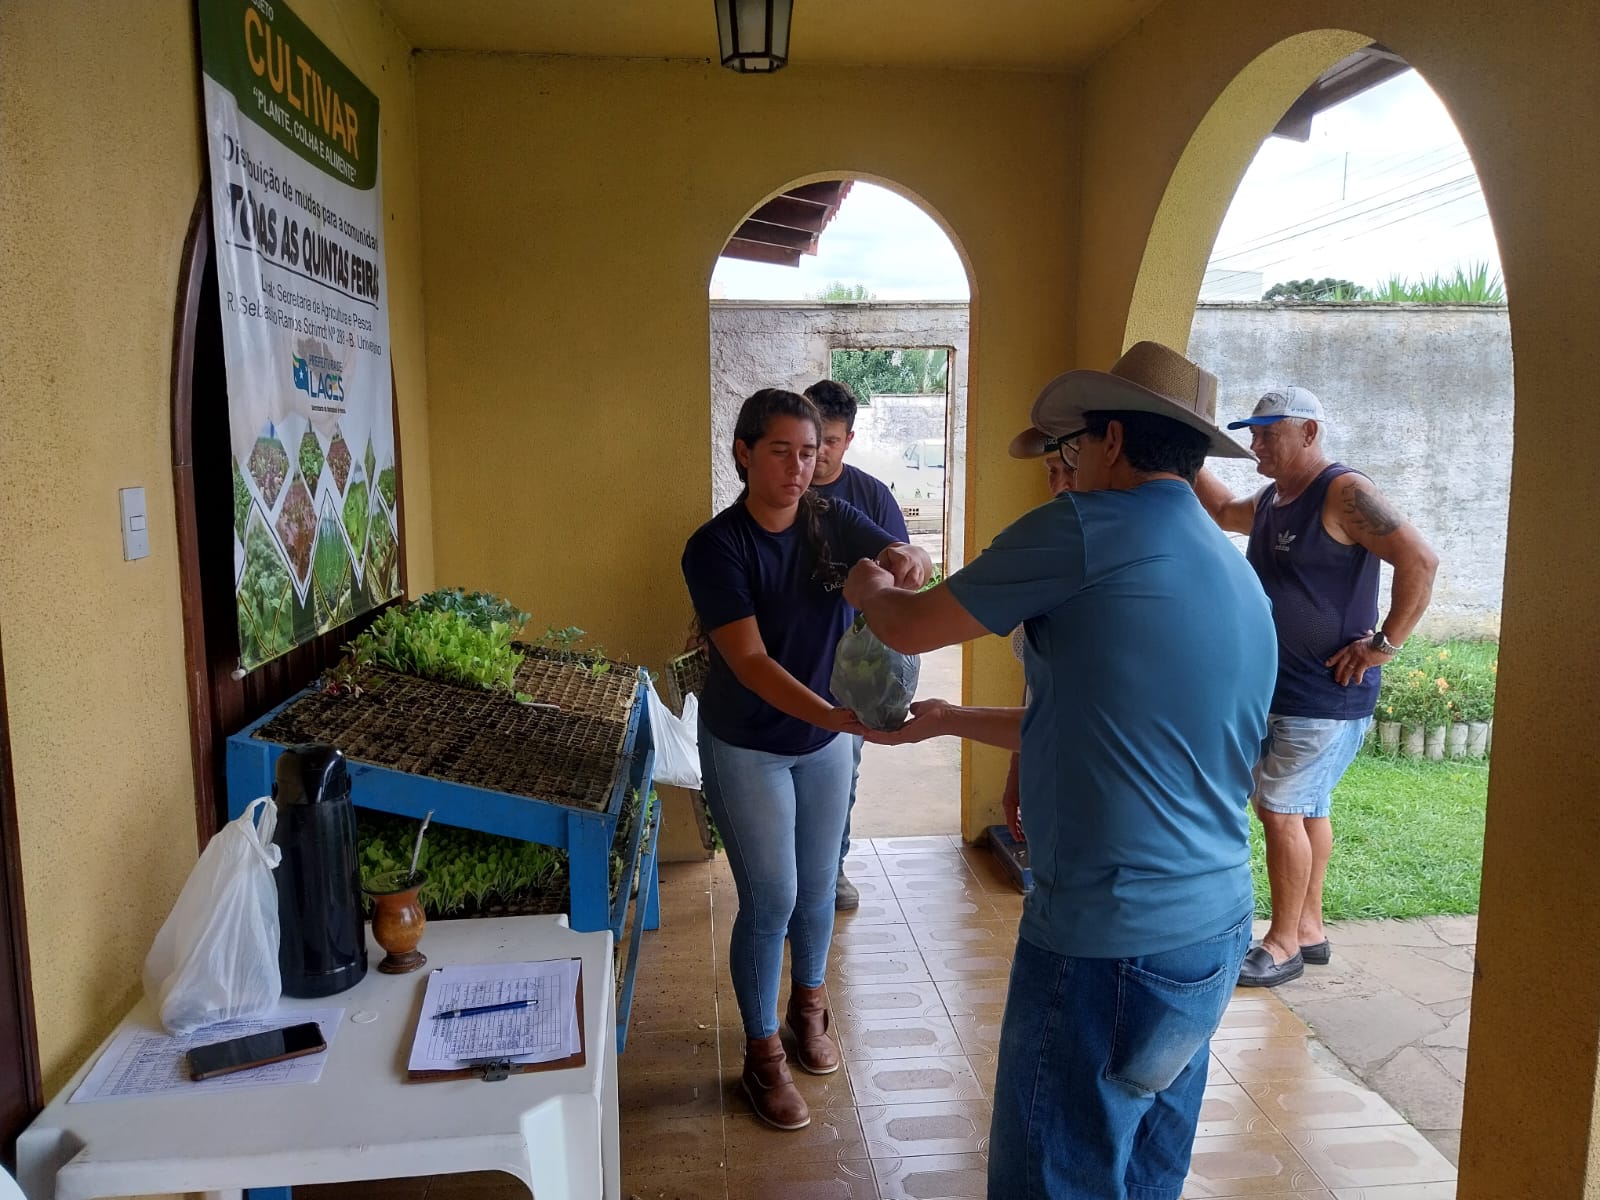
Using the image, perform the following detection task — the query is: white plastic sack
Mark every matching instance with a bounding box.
[645,680,702,790]
[143,797,282,1035]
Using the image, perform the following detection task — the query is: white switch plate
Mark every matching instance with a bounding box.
[119,487,149,561]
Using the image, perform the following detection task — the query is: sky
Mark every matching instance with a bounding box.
[711,181,970,301]
[709,70,1501,303]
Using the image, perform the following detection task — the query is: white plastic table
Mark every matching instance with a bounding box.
[16,916,619,1200]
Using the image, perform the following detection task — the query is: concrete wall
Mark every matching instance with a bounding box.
[1191,303,1511,638]
[713,300,1509,634]
[709,301,969,566]
[851,394,948,458]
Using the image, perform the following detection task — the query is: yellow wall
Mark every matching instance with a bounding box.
[1076,3,1600,1194]
[8,0,1600,1188]
[0,0,435,1096]
[411,55,1078,845]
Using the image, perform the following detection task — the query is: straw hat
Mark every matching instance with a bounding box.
[1007,426,1055,459]
[1030,341,1254,460]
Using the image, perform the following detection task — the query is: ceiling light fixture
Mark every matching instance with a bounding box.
[714,0,793,73]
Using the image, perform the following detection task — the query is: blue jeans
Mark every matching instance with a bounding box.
[989,911,1253,1200]
[839,734,863,863]
[698,721,854,1038]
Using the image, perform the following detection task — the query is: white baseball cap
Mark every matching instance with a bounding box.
[1226,386,1326,429]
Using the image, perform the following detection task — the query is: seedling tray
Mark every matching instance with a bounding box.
[252,665,639,810]
[226,667,660,1053]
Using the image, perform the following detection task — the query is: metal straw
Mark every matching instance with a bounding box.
[409,809,434,881]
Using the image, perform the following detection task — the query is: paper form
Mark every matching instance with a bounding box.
[408,960,582,1072]
[69,1007,345,1103]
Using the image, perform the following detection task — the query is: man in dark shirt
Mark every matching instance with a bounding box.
[1195,387,1439,987]
[803,379,911,910]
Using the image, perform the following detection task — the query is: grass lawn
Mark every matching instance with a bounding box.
[1248,752,1489,921]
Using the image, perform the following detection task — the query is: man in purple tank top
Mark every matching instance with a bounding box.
[1195,387,1439,988]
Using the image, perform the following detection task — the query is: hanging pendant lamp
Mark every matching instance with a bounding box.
[714,0,794,73]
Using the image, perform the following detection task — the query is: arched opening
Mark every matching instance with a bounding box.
[696,174,976,850]
[1126,32,1511,1185]
[1126,30,1372,349]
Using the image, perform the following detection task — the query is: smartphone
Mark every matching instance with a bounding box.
[187,1021,327,1081]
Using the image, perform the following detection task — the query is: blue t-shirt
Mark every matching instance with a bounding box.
[682,498,894,755]
[811,463,909,544]
[946,480,1276,960]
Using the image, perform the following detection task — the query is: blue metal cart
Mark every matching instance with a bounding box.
[225,673,660,1054]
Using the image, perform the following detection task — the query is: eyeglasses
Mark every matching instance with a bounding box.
[1046,429,1086,471]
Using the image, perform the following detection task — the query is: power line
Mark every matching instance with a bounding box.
[1234,189,1486,276]
[1211,154,1474,260]
[1248,137,1459,193]
[1212,146,1471,257]
[1210,175,1480,266]
[1231,185,1492,277]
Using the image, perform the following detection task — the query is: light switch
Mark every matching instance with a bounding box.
[120,487,150,561]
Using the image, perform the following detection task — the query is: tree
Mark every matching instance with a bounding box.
[814,281,875,302]
[1263,277,1366,302]
[829,348,950,403]
[1260,264,1506,305]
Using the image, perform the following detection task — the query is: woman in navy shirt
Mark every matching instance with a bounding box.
[682,388,930,1131]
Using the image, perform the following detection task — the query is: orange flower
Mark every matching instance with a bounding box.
[1436,678,1449,692]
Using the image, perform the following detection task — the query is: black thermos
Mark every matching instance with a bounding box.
[271,744,368,997]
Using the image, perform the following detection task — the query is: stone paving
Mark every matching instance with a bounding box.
[1262,914,1477,1168]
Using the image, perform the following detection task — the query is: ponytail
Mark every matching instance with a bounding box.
[800,490,843,586]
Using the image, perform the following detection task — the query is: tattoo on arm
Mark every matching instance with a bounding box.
[1344,483,1402,538]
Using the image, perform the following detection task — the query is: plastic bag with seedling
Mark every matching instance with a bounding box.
[830,614,920,731]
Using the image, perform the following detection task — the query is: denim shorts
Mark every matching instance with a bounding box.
[1252,713,1373,818]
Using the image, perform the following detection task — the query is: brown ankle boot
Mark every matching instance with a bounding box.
[785,983,841,1075]
[742,1034,810,1130]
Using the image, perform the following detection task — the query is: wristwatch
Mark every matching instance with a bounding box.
[1370,631,1403,656]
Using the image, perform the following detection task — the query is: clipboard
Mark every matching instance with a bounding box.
[405,959,586,1083]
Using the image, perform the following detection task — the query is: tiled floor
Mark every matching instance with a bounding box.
[1265,915,1476,1168]
[306,838,1460,1200]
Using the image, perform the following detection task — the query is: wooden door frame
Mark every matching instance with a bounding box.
[171,190,409,848]
[171,193,217,848]
[0,623,43,1168]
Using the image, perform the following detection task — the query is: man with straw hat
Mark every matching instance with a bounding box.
[845,341,1276,1200]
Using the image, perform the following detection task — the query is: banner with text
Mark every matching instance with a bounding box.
[199,0,400,670]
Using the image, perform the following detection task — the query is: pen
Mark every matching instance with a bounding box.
[432,998,539,1020]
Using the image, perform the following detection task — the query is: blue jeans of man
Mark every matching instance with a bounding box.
[838,733,863,863]
[698,720,854,1038]
[988,911,1253,1200]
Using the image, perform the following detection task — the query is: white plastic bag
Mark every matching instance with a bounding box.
[645,680,702,789]
[832,617,921,731]
[143,797,283,1034]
